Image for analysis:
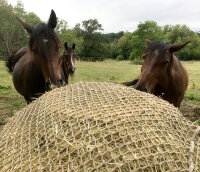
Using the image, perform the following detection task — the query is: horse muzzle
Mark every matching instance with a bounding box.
[136,85,148,92]
[68,66,75,74]
[54,79,63,87]
[49,79,63,89]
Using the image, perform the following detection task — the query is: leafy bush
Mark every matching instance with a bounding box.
[131,58,143,65]
[196,120,200,126]
[129,51,136,61]
[117,55,124,61]
[0,85,12,90]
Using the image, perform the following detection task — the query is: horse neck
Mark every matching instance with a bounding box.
[61,52,69,71]
[61,53,70,84]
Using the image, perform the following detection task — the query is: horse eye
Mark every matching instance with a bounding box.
[163,60,169,65]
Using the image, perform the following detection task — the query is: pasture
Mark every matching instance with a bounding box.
[0,60,200,130]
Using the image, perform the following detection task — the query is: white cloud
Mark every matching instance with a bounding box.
[7,0,200,33]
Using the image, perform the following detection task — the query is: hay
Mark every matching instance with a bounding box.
[0,82,199,172]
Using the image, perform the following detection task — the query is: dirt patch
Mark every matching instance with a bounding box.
[180,98,200,122]
[0,94,25,131]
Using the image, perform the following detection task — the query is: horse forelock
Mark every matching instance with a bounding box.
[67,47,73,54]
[29,23,61,52]
[145,41,172,57]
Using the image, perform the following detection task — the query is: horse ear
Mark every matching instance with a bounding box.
[146,39,152,46]
[170,41,190,52]
[64,42,68,49]
[48,9,57,29]
[72,43,75,49]
[17,17,32,34]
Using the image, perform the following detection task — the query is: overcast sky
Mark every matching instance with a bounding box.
[7,0,200,33]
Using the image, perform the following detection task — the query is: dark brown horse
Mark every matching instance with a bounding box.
[6,10,63,103]
[61,42,76,84]
[125,39,189,108]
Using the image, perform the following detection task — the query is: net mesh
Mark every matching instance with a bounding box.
[0,82,199,172]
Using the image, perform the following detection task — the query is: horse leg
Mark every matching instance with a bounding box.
[65,77,69,85]
[24,96,32,104]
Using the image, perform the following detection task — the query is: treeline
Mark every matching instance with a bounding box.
[111,21,200,61]
[1,0,200,61]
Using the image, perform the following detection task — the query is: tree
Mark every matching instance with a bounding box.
[104,31,124,43]
[0,0,42,59]
[165,25,194,44]
[110,39,119,59]
[56,19,83,56]
[82,19,103,33]
[130,21,165,60]
[117,32,132,59]
[24,12,41,26]
[13,0,26,19]
[165,25,200,60]
[74,19,106,59]
[56,19,69,34]
[0,1,27,57]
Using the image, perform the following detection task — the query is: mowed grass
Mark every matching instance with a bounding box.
[0,61,25,126]
[0,60,200,127]
[70,60,141,83]
[182,61,200,101]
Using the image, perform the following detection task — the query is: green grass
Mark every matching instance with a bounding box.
[182,61,200,102]
[70,60,141,83]
[0,61,26,128]
[0,60,200,127]
[196,120,200,126]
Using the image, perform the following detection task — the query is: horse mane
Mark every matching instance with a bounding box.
[29,23,61,50]
[6,53,17,73]
[6,47,28,73]
[145,41,172,56]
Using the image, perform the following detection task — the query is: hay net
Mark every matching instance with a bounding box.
[0,82,199,172]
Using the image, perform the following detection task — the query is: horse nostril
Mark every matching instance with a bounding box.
[59,79,63,86]
[136,85,147,92]
[56,79,63,87]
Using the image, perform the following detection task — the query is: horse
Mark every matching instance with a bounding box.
[124,39,190,108]
[61,42,76,85]
[6,10,63,103]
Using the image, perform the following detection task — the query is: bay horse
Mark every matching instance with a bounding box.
[125,39,190,108]
[6,10,63,103]
[61,42,76,85]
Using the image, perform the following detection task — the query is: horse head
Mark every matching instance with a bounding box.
[136,39,190,93]
[63,42,76,75]
[17,10,63,88]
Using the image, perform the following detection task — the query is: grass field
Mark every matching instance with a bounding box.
[0,60,200,129]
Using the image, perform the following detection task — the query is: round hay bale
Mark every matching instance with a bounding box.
[0,82,199,172]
